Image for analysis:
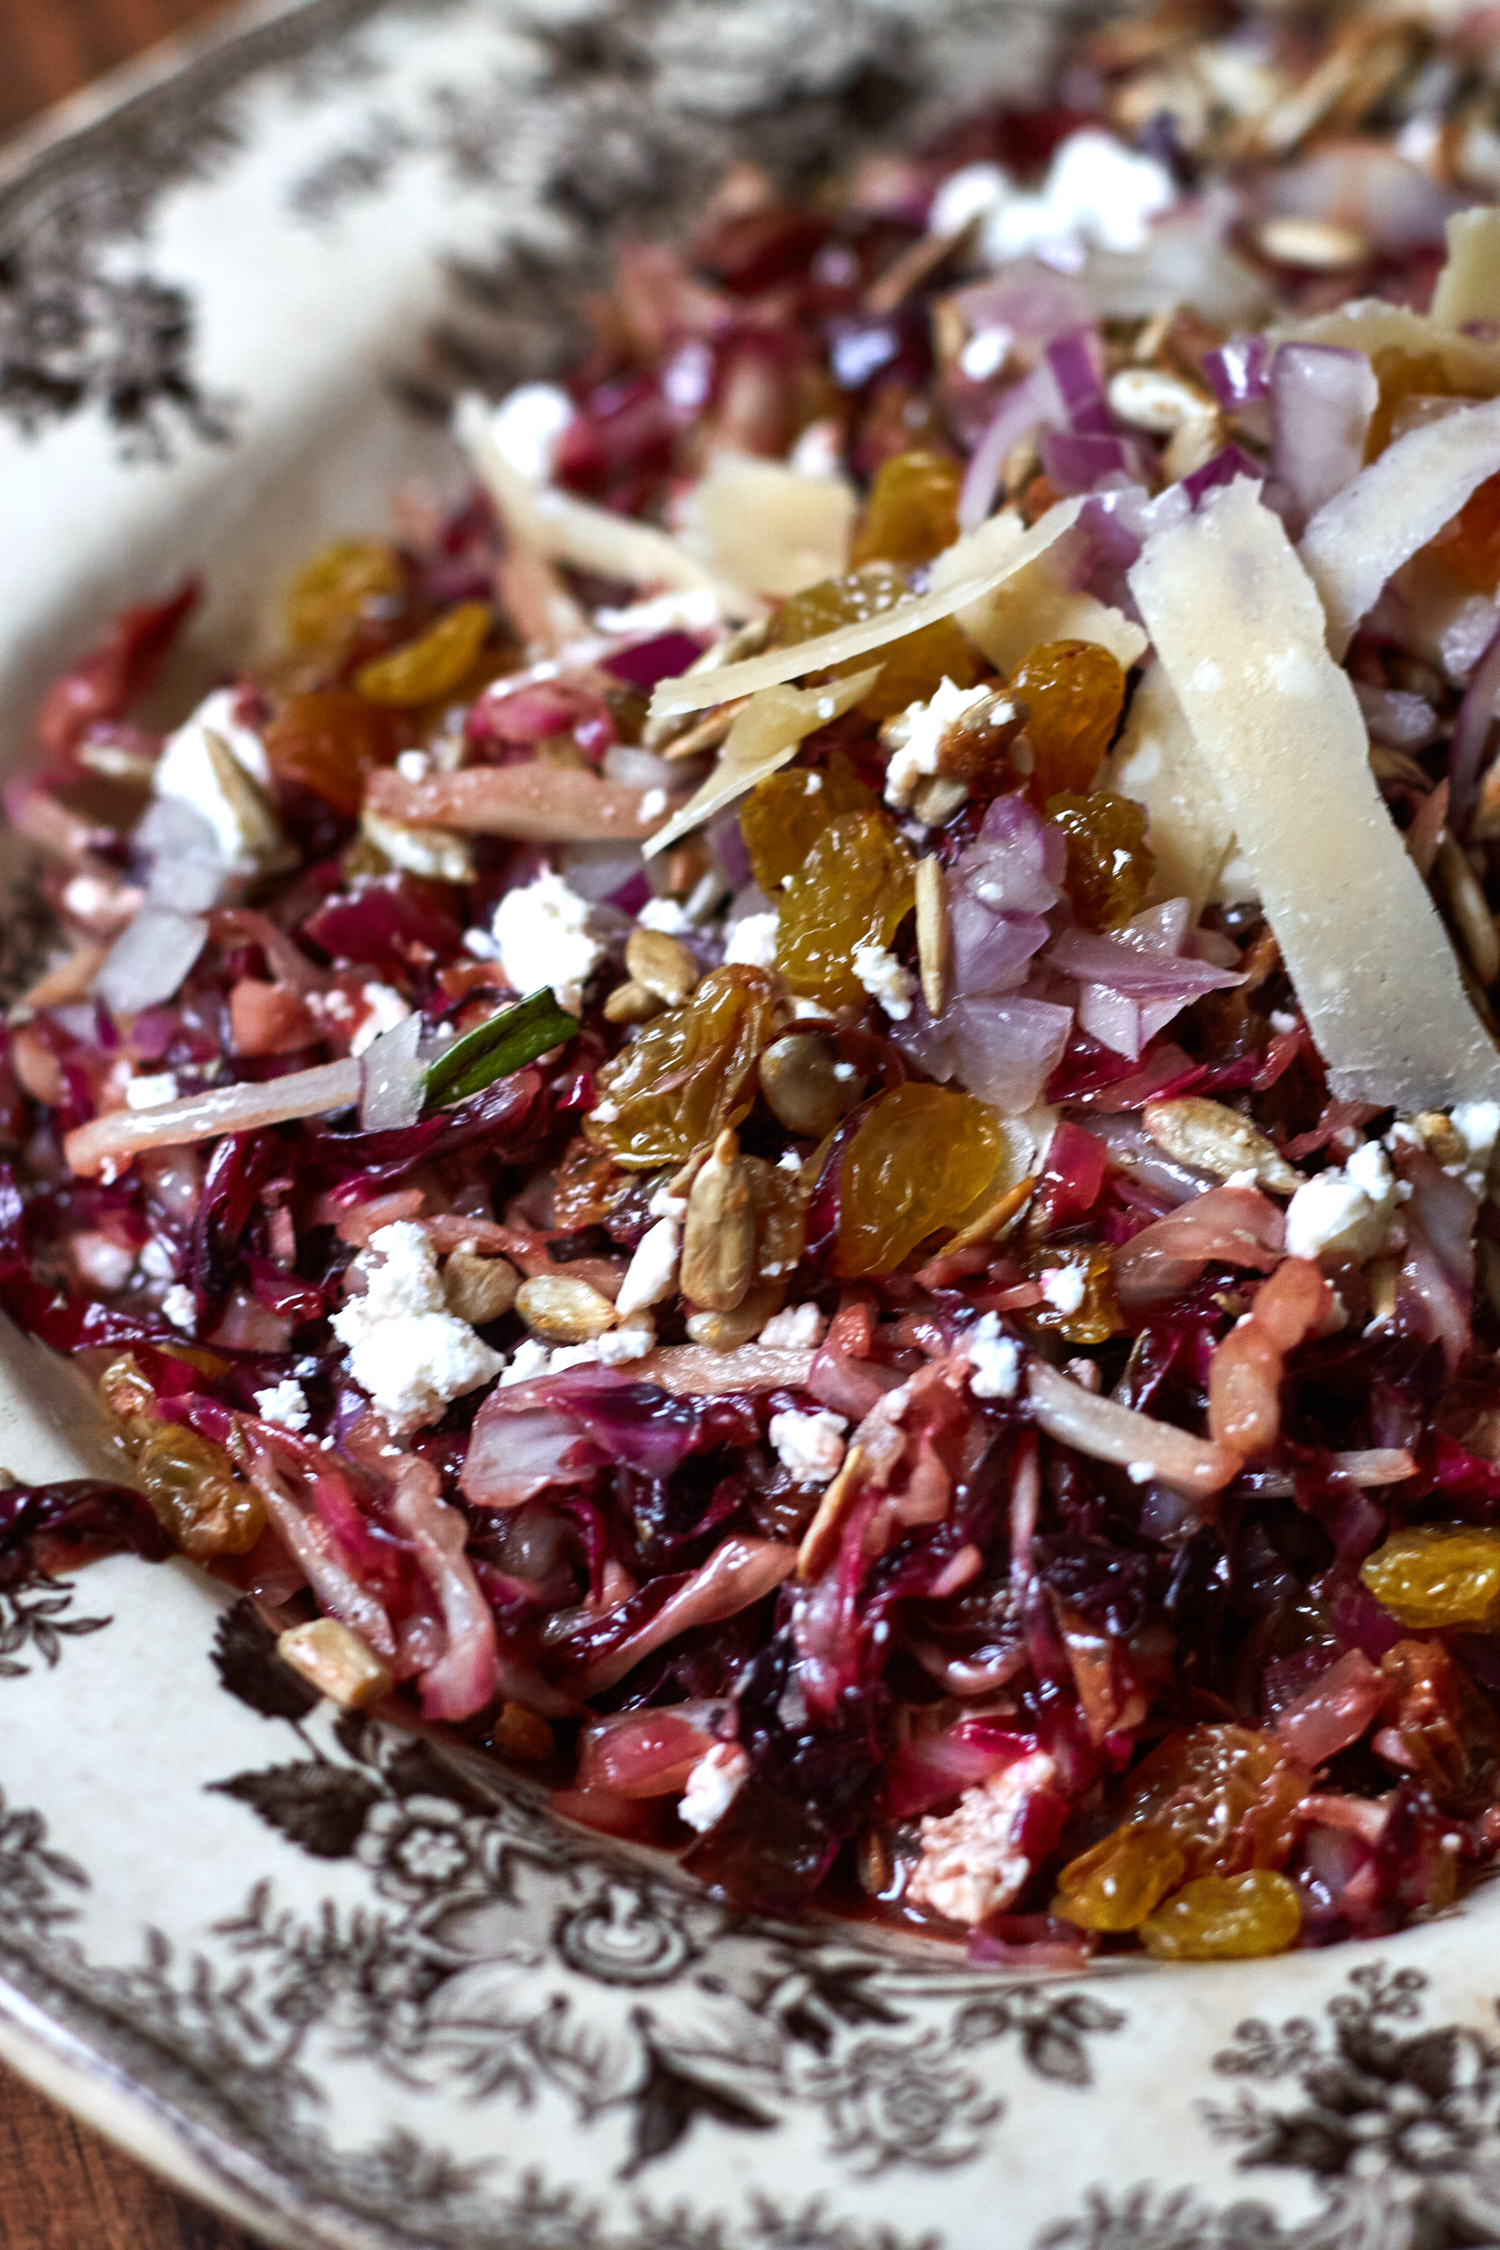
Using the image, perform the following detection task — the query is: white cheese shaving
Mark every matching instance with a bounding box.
[1128,477,1500,1110]
[678,452,855,600]
[1428,209,1500,332]
[643,668,879,858]
[125,1072,179,1111]
[1104,661,1244,915]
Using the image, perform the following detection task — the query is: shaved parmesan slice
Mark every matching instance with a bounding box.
[457,394,740,611]
[646,498,1084,722]
[1429,209,1500,332]
[929,529,1147,675]
[678,454,855,600]
[1128,477,1500,1110]
[1268,298,1500,399]
[1300,397,1500,655]
[1104,662,1240,914]
[643,667,880,859]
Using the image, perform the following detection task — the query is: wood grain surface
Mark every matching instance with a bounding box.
[1,9,270,2242]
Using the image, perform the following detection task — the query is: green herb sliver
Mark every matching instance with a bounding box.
[424,989,579,1109]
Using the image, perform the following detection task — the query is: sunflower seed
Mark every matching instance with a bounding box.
[1439,831,1500,986]
[680,1128,755,1311]
[1143,1096,1302,1194]
[604,978,666,1025]
[443,1251,520,1325]
[277,1619,393,1709]
[515,1274,619,1342]
[625,926,699,1004]
[684,1280,784,1349]
[915,855,952,1017]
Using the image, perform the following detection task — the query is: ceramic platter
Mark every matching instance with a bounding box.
[0,4,1496,2244]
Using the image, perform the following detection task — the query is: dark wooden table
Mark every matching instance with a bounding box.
[1,14,268,2243]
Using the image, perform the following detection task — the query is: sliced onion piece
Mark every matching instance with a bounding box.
[632,1343,816,1395]
[1027,1361,1239,1497]
[65,1056,360,1179]
[365,763,672,842]
[646,497,1084,722]
[1128,477,1500,1110]
[1270,344,1378,525]
[1300,396,1500,656]
[359,1010,425,1132]
[1247,1449,1415,1498]
[94,906,208,1015]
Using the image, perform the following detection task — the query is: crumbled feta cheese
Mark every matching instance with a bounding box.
[1285,1143,1397,1263]
[499,1337,599,1386]
[760,1301,827,1350]
[593,587,722,637]
[463,927,501,960]
[73,1232,135,1291]
[615,1218,681,1318]
[964,1312,1022,1400]
[883,676,995,810]
[787,419,844,480]
[331,1222,503,1430]
[596,1315,656,1365]
[1223,1167,1259,1189]
[254,1379,311,1433]
[724,911,780,969]
[138,1237,176,1284]
[487,381,575,484]
[1269,1009,1299,1035]
[678,1743,749,1834]
[153,688,274,874]
[1127,1461,1154,1485]
[349,983,413,1058]
[396,750,430,782]
[959,328,1011,382]
[637,897,694,936]
[852,941,918,1021]
[125,1072,179,1111]
[648,1185,687,1220]
[928,160,1011,238]
[1450,1100,1500,1197]
[778,1150,804,1172]
[491,871,601,1013]
[977,130,1176,263]
[769,1406,848,1484]
[1039,1265,1088,1315]
[639,788,667,822]
[161,1283,197,1333]
[908,1752,1058,1925]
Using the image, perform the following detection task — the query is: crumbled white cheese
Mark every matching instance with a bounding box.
[778,1149,805,1172]
[884,676,994,811]
[499,1337,599,1386]
[462,927,501,960]
[1270,1009,1299,1035]
[724,912,780,969]
[125,1072,179,1111]
[153,688,274,873]
[349,983,413,1058]
[928,161,1012,238]
[769,1406,848,1484]
[678,1743,750,1834]
[959,328,1012,382]
[396,750,431,782]
[852,941,917,1021]
[594,587,722,637]
[787,419,845,480]
[331,1222,503,1430]
[965,1312,1021,1400]
[1127,1461,1155,1486]
[648,1185,687,1220]
[1039,1265,1088,1315]
[161,1283,197,1333]
[488,381,575,483]
[978,130,1176,263]
[615,1218,681,1318]
[1450,1100,1500,1197]
[639,788,667,822]
[491,871,601,1013]
[636,897,694,935]
[908,1752,1059,1926]
[596,1315,656,1365]
[760,1301,827,1350]
[1285,1142,1397,1263]
[254,1379,311,1433]
[138,1238,176,1284]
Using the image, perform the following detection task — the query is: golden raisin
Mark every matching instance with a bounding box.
[355,602,493,706]
[264,691,399,817]
[285,538,405,654]
[1360,1522,1500,1630]
[835,1083,1004,1278]
[1047,791,1154,931]
[136,1424,265,1560]
[1435,471,1500,594]
[1124,1724,1305,1878]
[775,562,978,723]
[740,753,879,893]
[1140,1870,1302,1960]
[1022,1242,1122,1344]
[1014,640,1127,801]
[850,450,963,571]
[1054,1822,1186,1932]
[1365,347,1453,461]
[776,812,915,1006]
[585,965,778,1169]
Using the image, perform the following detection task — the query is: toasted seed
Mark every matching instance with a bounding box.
[534,732,594,770]
[857,1825,894,1895]
[681,1128,755,1311]
[443,1250,520,1324]
[945,1172,1037,1250]
[797,1443,868,1580]
[277,1619,393,1709]
[1255,215,1368,269]
[1107,365,1217,438]
[912,774,969,826]
[1438,832,1500,986]
[360,806,475,884]
[204,730,293,872]
[1143,1096,1302,1194]
[626,926,699,1005]
[516,1274,619,1342]
[759,1032,863,1139]
[604,978,667,1025]
[915,855,952,1017]
[685,1279,784,1349]
[659,698,750,762]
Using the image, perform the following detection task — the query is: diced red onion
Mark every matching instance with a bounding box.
[1181,443,1267,506]
[959,361,1066,531]
[1048,925,1242,999]
[1352,681,1441,752]
[1045,329,1110,434]
[1039,429,1148,496]
[1274,1650,1390,1770]
[359,1010,426,1132]
[1203,333,1269,410]
[1271,345,1379,526]
[946,993,1075,1111]
[94,906,209,1015]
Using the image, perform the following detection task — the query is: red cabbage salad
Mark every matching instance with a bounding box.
[13,0,1500,1966]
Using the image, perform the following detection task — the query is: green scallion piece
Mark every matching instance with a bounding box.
[423,989,579,1109]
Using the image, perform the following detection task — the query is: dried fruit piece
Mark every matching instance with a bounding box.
[285,538,405,654]
[740,752,877,892]
[586,965,778,1168]
[1014,640,1127,801]
[1046,791,1154,931]
[1139,1870,1302,1960]
[775,562,978,722]
[1379,1638,1500,1813]
[264,692,400,818]
[851,450,963,571]
[776,812,915,1005]
[1022,1242,1121,1344]
[136,1423,265,1559]
[1124,1724,1304,1877]
[355,603,493,706]
[1054,1822,1186,1931]
[1436,470,1500,594]
[1365,347,1452,461]
[1361,1523,1500,1630]
[836,1082,1003,1277]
